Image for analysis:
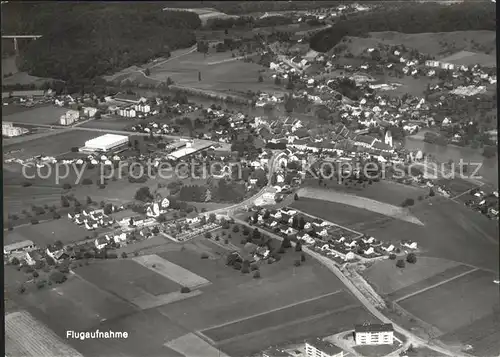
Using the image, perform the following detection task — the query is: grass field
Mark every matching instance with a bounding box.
[361,257,461,295]
[132,254,211,289]
[218,306,378,357]
[3,129,99,160]
[76,260,182,297]
[398,269,499,336]
[202,290,356,342]
[296,187,423,225]
[166,333,231,357]
[5,218,98,246]
[303,179,427,207]
[386,264,474,301]
[353,344,397,357]
[340,31,496,57]
[18,275,136,332]
[2,105,68,125]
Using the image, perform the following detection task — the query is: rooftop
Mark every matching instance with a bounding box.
[306,338,343,355]
[4,240,35,252]
[263,347,291,357]
[85,134,129,148]
[355,323,394,333]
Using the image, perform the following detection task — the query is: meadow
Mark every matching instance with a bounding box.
[2,105,69,125]
[398,269,499,336]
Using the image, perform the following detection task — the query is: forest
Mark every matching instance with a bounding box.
[309,2,497,52]
[4,3,201,83]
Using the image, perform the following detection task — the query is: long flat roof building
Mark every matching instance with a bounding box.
[82,134,129,152]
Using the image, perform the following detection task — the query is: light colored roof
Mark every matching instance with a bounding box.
[4,240,35,252]
[439,51,496,68]
[85,134,129,149]
[168,147,197,160]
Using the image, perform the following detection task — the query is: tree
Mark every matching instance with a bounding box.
[252,228,261,240]
[429,187,435,197]
[274,76,281,85]
[208,213,217,223]
[282,237,292,249]
[294,259,301,267]
[389,253,397,260]
[180,286,191,293]
[86,196,93,205]
[204,231,212,239]
[253,270,261,279]
[396,259,406,268]
[33,271,39,278]
[50,271,67,284]
[301,252,306,262]
[295,241,302,252]
[61,195,70,207]
[201,252,209,259]
[406,253,417,264]
[294,193,299,200]
[144,68,150,76]
[121,252,128,258]
[134,187,153,202]
[198,71,202,81]
[10,257,20,266]
[258,74,263,82]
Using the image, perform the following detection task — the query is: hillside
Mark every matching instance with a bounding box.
[331,30,496,58]
[310,2,496,52]
[3,3,201,83]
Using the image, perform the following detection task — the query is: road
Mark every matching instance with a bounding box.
[230,216,473,357]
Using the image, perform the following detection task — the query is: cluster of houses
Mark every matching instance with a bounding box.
[162,215,221,242]
[250,206,418,263]
[68,209,114,230]
[2,121,29,138]
[2,89,55,108]
[465,188,499,219]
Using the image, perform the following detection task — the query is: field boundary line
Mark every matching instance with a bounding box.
[207,304,360,346]
[395,268,479,303]
[201,289,344,331]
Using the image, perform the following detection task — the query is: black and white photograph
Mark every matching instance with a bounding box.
[2,1,498,357]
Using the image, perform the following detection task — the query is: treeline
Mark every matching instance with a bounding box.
[206,15,294,30]
[310,2,496,52]
[9,3,200,83]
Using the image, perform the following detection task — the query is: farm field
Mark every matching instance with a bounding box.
[361,257,462,295]
[218,306,378,357]
[16,275,137,333]
[202,290,357,342]
[386,264,474,301]
[76,259,183,297]
[6,311,84,357]
[353,344,397,357]
[398,269,500,336]
[295,187,423,225]
[166,333,231,357]
[439,311,500,357]
[2,105,69,125]
[436,177,479,196]
[155,237,357,330]
[4,218,100,246]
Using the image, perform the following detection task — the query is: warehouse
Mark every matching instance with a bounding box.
[81,134,129,152]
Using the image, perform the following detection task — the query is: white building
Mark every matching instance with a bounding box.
[83,107,98,117]
[355,323,394,345]
[118,108,137,118]
[59,109,80,126]
[133,104,151,113]
[305,338,344,357]
[4,240,36,255]
[2,122,29,137]
[82,134,129,152]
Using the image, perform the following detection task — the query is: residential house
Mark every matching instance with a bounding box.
[95,236,109,250]
[46,245,64,260]
[305,338,344,357]
[354,323,394,345]
[401,240,417,249]
[381,243,395,252]
[4,240,36,255]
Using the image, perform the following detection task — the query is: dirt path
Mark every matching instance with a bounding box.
[297,187,424,226]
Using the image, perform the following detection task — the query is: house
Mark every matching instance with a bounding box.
[46,245,63,260]
[362,247,375,256]
[305,338,344,357]
[381,243,395,252]
[4,240,36,255]
[354,323,394,345]
[25,251,43,266]
[401,240,417,249]
[95,236,109,250]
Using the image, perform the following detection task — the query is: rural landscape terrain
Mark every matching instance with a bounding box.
[2,1,498,357]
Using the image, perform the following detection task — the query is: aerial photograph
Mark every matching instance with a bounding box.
[2,1,498,357]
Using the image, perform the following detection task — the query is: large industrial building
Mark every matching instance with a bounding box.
[81,134,129,152]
